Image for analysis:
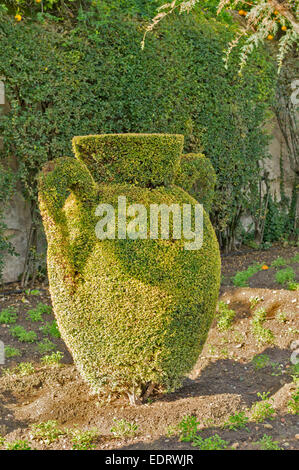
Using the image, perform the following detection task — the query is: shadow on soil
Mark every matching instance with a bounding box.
[155,347,293,408]
[0,390,29,434]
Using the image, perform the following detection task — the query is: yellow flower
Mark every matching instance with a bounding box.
[267,34,274,40]
[281,25,287,31]
[274,10,279,15]
[15,14,22,22]
[36,0,42,3]
[261,265,269,270]
[238,10,245,16]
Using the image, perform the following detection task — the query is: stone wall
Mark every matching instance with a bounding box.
[2,191,32,283]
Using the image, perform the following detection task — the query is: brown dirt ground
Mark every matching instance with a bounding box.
[0,244,298,450]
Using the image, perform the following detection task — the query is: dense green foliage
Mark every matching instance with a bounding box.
[0,9,276,252]
[39,134,221,399]
[73,134,184,187]
[175,153,216,213]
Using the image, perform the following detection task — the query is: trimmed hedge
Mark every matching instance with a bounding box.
[39,134,221,401]
[175,153,216,213]
[0,11,276,251]
[72,134,184,187]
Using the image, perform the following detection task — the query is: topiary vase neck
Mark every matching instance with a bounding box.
[72,133,184,188]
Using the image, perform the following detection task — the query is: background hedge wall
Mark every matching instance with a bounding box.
[0,7,276,254]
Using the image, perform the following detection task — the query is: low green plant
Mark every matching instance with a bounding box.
[216,302,236,331]
[290,253,299,263]
[0,435,5,448]
[41,351,63,366]
[288,387,299,415]
[4,345,21,358]
[255,434,282,450]
[251,309,274,345]
[25,289,41,296]
[36,339,55,354]
[270,362,283,377]
[5,439,31,450]
[9,325,37,343]
[27,303,52,322]
[250,392,276,422]
[16,362,35,376]
[192,434,229,450]
[165,425,178,438]
[110,419,138,438]
[41,320,60,338]
[70,428,99,450]
[289,363,299,383]
[233,264,263,287]
[2,362,35,377]
[249,296,263,309]
[271,257,287,267]
[253,326,275,344]
[252,308,267,323]
[275,267,295,286]
[177,415,200,442]
[288,282,299,291]
[30,420,65,444]
[223,411,249,431]
[0,307,18,324]
[252,354,270,370]
[275,311,288,323]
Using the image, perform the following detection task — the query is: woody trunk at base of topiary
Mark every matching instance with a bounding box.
[38,134,220,404]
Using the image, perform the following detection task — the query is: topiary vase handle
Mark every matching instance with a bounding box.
[38,157,97,279]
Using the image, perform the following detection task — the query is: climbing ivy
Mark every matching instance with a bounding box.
[0,8,276,257]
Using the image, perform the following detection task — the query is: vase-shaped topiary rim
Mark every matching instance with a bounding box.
[73,133,184,139]
[72,133,185,187]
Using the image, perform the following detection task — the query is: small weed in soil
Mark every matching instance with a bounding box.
[41,321,61,339]
[177,415,201,442]
[251,308,275,345]
[36,338,56,354]
[271,257,288,268]
[233,264,263,287]
[69,428,99,450]
[223,411,249,431]
[216,302,236,331]
[5,439,32,450]
[27,303,52,322]
[110,419,138,438]
[41,351,64,366]
[4,345,22,358]
[275,267,295,286]
[250,392,276,422]
[251,353,270,370]
[2,362,35,377]
[288,387,299,415]
[0,307,18,324]
[255,434,282,450]
[288,282,299,291]
[10,325,37,343]
[192,434,229,450]
[30,420,66,444]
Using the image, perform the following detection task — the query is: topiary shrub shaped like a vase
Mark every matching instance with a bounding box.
[38,133,220,404]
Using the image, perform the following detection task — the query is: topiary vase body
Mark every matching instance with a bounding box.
[39,134,220,400]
